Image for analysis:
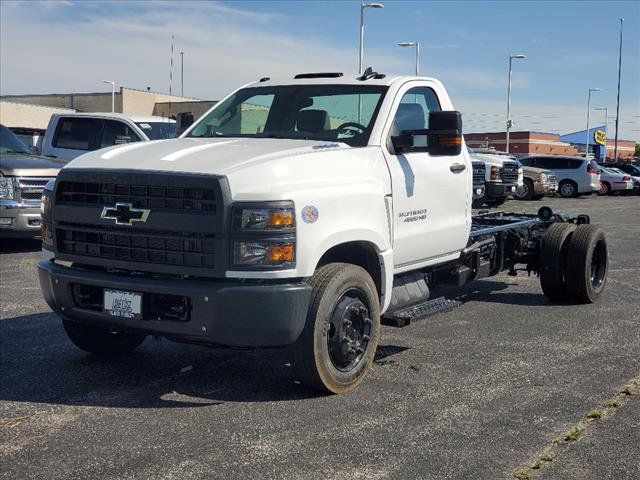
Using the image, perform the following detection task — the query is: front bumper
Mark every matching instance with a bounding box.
[0,200,42,237]
[38,260,312,347]
[533,181,557,195]
[472,185,486,200]
[485,182,517,198]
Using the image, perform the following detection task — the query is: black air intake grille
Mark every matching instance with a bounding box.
[57,181,217,212]
[501,162,519,183]
[57,224,216,268]
[472,163,486,184]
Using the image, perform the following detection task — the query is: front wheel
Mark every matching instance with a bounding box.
[291,263,380,394]
[598,182,610,196]
[515,179,534,200]
[62,319,147,355]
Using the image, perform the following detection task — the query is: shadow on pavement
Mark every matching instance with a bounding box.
[0,312,410,408]
[0,238,42,254]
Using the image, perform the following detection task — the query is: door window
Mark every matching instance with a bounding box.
[100,120,142,148]
[391,87,441,138]
[53,117,101,150]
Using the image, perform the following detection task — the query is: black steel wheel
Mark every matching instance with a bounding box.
[62,319,147,355]
[566,225,608,303]
[539,223,576,301]
[291,263,380,394]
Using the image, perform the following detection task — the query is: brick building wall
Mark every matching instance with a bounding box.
[465,131,579,156]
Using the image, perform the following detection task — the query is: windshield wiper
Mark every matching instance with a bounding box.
[1,149,29,155]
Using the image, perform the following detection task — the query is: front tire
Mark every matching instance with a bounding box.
[291,263,381,394]
[598,182,610,196]
[62,319,147,355]
[515,179,534,200]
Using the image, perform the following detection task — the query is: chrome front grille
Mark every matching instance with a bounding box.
[16,177,52,203]
[501,162,519,183]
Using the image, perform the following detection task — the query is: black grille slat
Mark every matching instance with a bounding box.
[501,161,519,183]
[57,224,216,269]
[57,181,217,213]
[472,163,486,184]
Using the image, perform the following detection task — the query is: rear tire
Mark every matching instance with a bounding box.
[559,180,578,198]
[539,223,576,301]
[62,319,147,355]
[565,225,608,303]
[291,263,381,394]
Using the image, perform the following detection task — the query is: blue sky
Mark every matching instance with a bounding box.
[1,0,639,139]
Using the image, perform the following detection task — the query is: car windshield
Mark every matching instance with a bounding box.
[0,125,30,155]
[135,122,177,140]
[187,84,388,147]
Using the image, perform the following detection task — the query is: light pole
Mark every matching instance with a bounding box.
[614,18,623,160]
[505,53,526,153]
[398,41,420,75]
[180,51,184,97]
[102,80,115,112]
[358,2,384,75]
[593,106,608,160]
[585,87,602,158]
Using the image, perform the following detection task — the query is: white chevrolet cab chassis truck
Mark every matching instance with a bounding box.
[39,69,610,394]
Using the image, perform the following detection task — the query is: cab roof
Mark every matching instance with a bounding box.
[245,73,439,88]
[53,112,175,123]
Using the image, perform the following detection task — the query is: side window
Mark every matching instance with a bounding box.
[568,159,582,169]
[53,118,101,150]
[392,87,441,135]
[100,120,142,148]
[219,94,274,135]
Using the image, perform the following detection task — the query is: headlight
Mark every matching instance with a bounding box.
[490,166,501,182]
[233,240,295,267]
[536,172,547,183]
[233,202,295,231]
[0,176,16,200]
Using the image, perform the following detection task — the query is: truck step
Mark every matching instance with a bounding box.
[381,296,461,327]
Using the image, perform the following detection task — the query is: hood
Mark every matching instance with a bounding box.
[0,153,65,177]
[64,137,351,175]
[521,165,551,175]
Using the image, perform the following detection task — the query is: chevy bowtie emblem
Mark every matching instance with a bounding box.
[100,203,150,225]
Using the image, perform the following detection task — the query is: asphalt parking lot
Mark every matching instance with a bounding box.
[1,195,638,480]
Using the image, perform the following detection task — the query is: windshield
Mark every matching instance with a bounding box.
[187,84,388,147]
[136,122,177,140]
[0,125,30,155]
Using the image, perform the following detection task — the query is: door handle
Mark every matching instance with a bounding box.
[450,163,466,173]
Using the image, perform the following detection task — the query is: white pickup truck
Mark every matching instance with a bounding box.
[38,69,609,393]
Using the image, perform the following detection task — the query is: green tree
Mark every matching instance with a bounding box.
[635,143,640,157]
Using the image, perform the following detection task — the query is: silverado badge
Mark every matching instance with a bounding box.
[100,203,150,225]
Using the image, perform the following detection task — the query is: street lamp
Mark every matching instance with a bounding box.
[585,87,602,158]
[593,106,608,160]
[398,41,420,76]
[358,2,384,75]
[505,53,526,153]
[102,80,115,113]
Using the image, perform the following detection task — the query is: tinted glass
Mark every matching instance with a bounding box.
[188,85,388,147]
[0,125,30,154]
[100,120,142,148]
[53,118,101,150]
[136,122,177,140]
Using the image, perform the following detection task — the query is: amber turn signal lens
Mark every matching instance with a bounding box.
[268,244,294,262]
[438,134,462,146]
[268,210,295,227]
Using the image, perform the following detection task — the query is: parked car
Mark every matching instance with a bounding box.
[0,124,62,238]
[41,113,177,161]
[519,156,600,198]
[605,163,640,194]
[469,149,520,207]
[514,163,558,200]
[597,166,634,196]
[471,161,486,203]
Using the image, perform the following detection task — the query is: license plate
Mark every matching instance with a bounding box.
[104,289,142,320]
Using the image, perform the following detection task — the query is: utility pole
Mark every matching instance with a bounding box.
[505,53,526,153]
[614,18,623,160]
[585,88,602,158]
[180,51,184,97]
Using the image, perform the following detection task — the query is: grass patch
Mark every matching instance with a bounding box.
[514,468,532,480]
[586,409,603,419]
[564,427,582,442]
[604,399,621,408]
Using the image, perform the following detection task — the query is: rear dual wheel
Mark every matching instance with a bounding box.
[291,263,380,394]
[539,224,608,303]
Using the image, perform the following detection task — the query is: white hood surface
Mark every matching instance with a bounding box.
[65,137,349,176]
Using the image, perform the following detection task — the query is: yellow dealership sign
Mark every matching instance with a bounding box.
[594,130,606,145]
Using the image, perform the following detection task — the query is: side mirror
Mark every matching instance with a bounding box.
[31,145,41,155]
[391,110,462,156]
